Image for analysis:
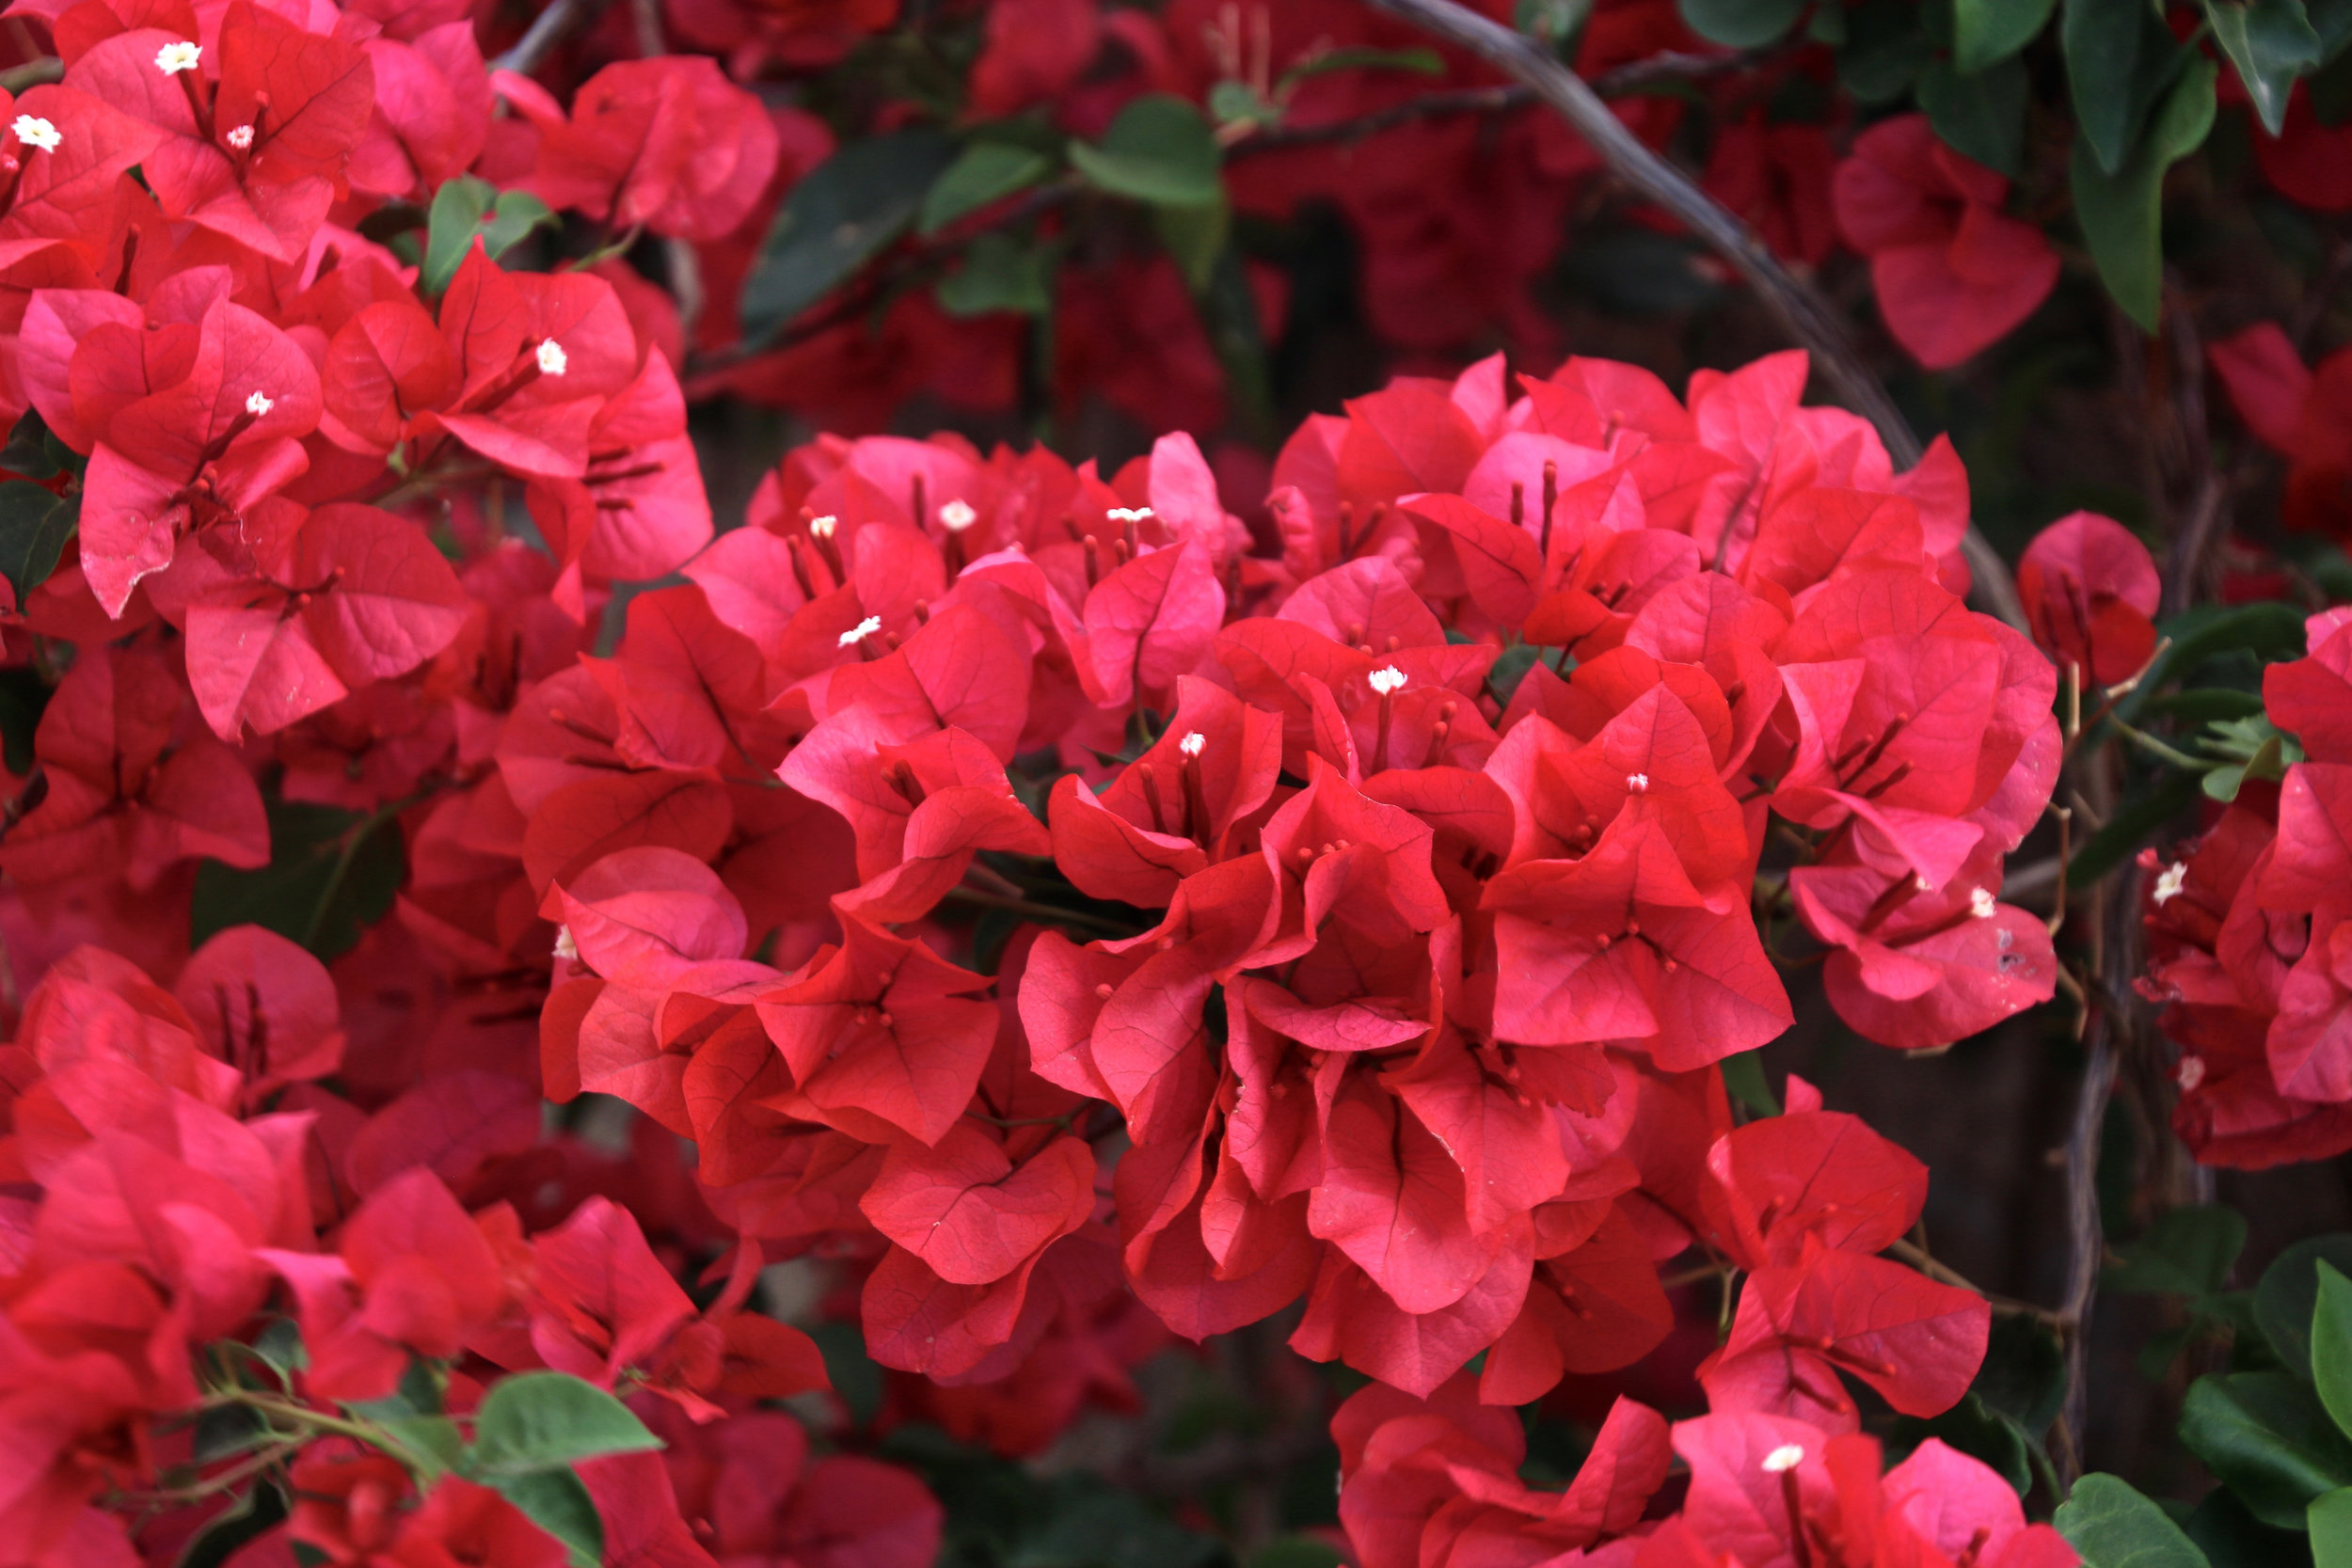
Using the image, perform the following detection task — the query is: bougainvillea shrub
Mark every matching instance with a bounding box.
[0,0,2349,1564]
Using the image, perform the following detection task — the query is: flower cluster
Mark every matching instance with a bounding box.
[522,347,2053,1419]
[0,927,933,1566]
[2140,607,2352,1167]
[1335,1372,2075,1567]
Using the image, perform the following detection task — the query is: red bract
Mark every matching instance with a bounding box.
[2209,322,2352,535]
[1833,115,2058,369]
[2016,511,2162,688]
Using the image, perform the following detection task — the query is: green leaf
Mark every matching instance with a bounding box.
[0,666,49,778]
[2316,1488,2352,1568]
[740,129,958,346]
[936,231,1052,317]
[487,1468,603,1568]
[175,1480,288,1568]
[2181,1372,2352,1528]
[2106,1205,2249,1297]
[2071,770,2202,887]
[2316,1261,2352,1439]
[2259,1235,2352,1378]
[2056,1473,2213,1567]
[1918,55,2028,174]
[1977,1313,2070,1431]
[2131,603,2311,711]
[465,1371,662,1478]
[1680,0,1805,46]
[376,1413,465,1479]
[421,177,554,297]
[1280,45,1445,85]
[2206,0,2325,134]
[1152,195,1232,293]
[192,1403,270,1465]
[2142,689,2269,723]
[2188,1486,2315,1568]
[0,408,67,482]
[2064,0,2193,172]
[1248,1539,1348,1568]
[2072,55,2216,330]
[918,141,1054,236]
[1840,0,1932,100]
[1956,0,2058,70]
[1721,1051,1780,1117]
[1068,95,1223,207]
[0,480,75,603]
[191,799,407,961]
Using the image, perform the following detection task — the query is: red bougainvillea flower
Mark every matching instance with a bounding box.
[1833,114,2058,369]
[2208,322,2352,535]
[2016,511,2162,687]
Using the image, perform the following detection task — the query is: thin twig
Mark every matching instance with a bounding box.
[0,56,59,92]
[491,0,612,74]
[1228,86,1533,157]
[1359,0,2029,634]
[2058,1007,2118,1488]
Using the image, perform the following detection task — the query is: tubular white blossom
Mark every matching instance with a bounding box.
[535,339,568,376]
[155,40,201,72]
[1970,887,1998,919]
[1106,506,1154,523]
[938,499,977,532]
[1626,772,1649,793]
[2153,862,2188,906]
[245,390,273,418]
[1368,666,1406,696]
[1179,732,1206,757]
[225,124,255,150]
[552,926,579,962]
[1761,1445,1805,1473]
[11,116,57,152]
[809,515,839,540]
[838,615,883,648]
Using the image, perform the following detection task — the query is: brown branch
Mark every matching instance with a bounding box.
[1227,86,1534,157]
[0,56,59,93]
[490,0,612,75]
[1359,0,2029,633]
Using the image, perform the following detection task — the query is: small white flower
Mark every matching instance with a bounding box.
[534,339,567,376]
[225,123,255,150]
[2153,861,2188,906]
[155,40,201,73]
[1626,772,1649,794]
[1106,506,1154,523]
[1179,732,1206,758]
[938,498,977,532]
[245,390,273,418]
[11,116,57,152]
[1970,887,1998,919]
[1368,666,1406,696]
[1761,1444,1805,1474]
[838,615,882,648]
[809,514,838,540]
[552,926,579,962]
[2177,1054,2207,1091]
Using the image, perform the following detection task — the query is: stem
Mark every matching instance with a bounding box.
[1358,0,2030,635]
[489,0,611,73]
[940,885,1143,937]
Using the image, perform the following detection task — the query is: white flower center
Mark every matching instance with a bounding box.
[1626,772,1649,793]
[552,926,579,962]
[1368,666,1406,696]
[1970,887,1997,919]
[1106,506,1154,523]
[838,615,882,648]
[535,339,567,376]
[11,116,57,152]
[2153,862,2188,906]
[809,514,838,540]
[938,499,977,532]
[1179,732,1206,758]
[225,123,255,150]
[155,40,201,73]
[1761,1444,1805,1474]
[2177,1054,2206,1090]
[245,390,273,417]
